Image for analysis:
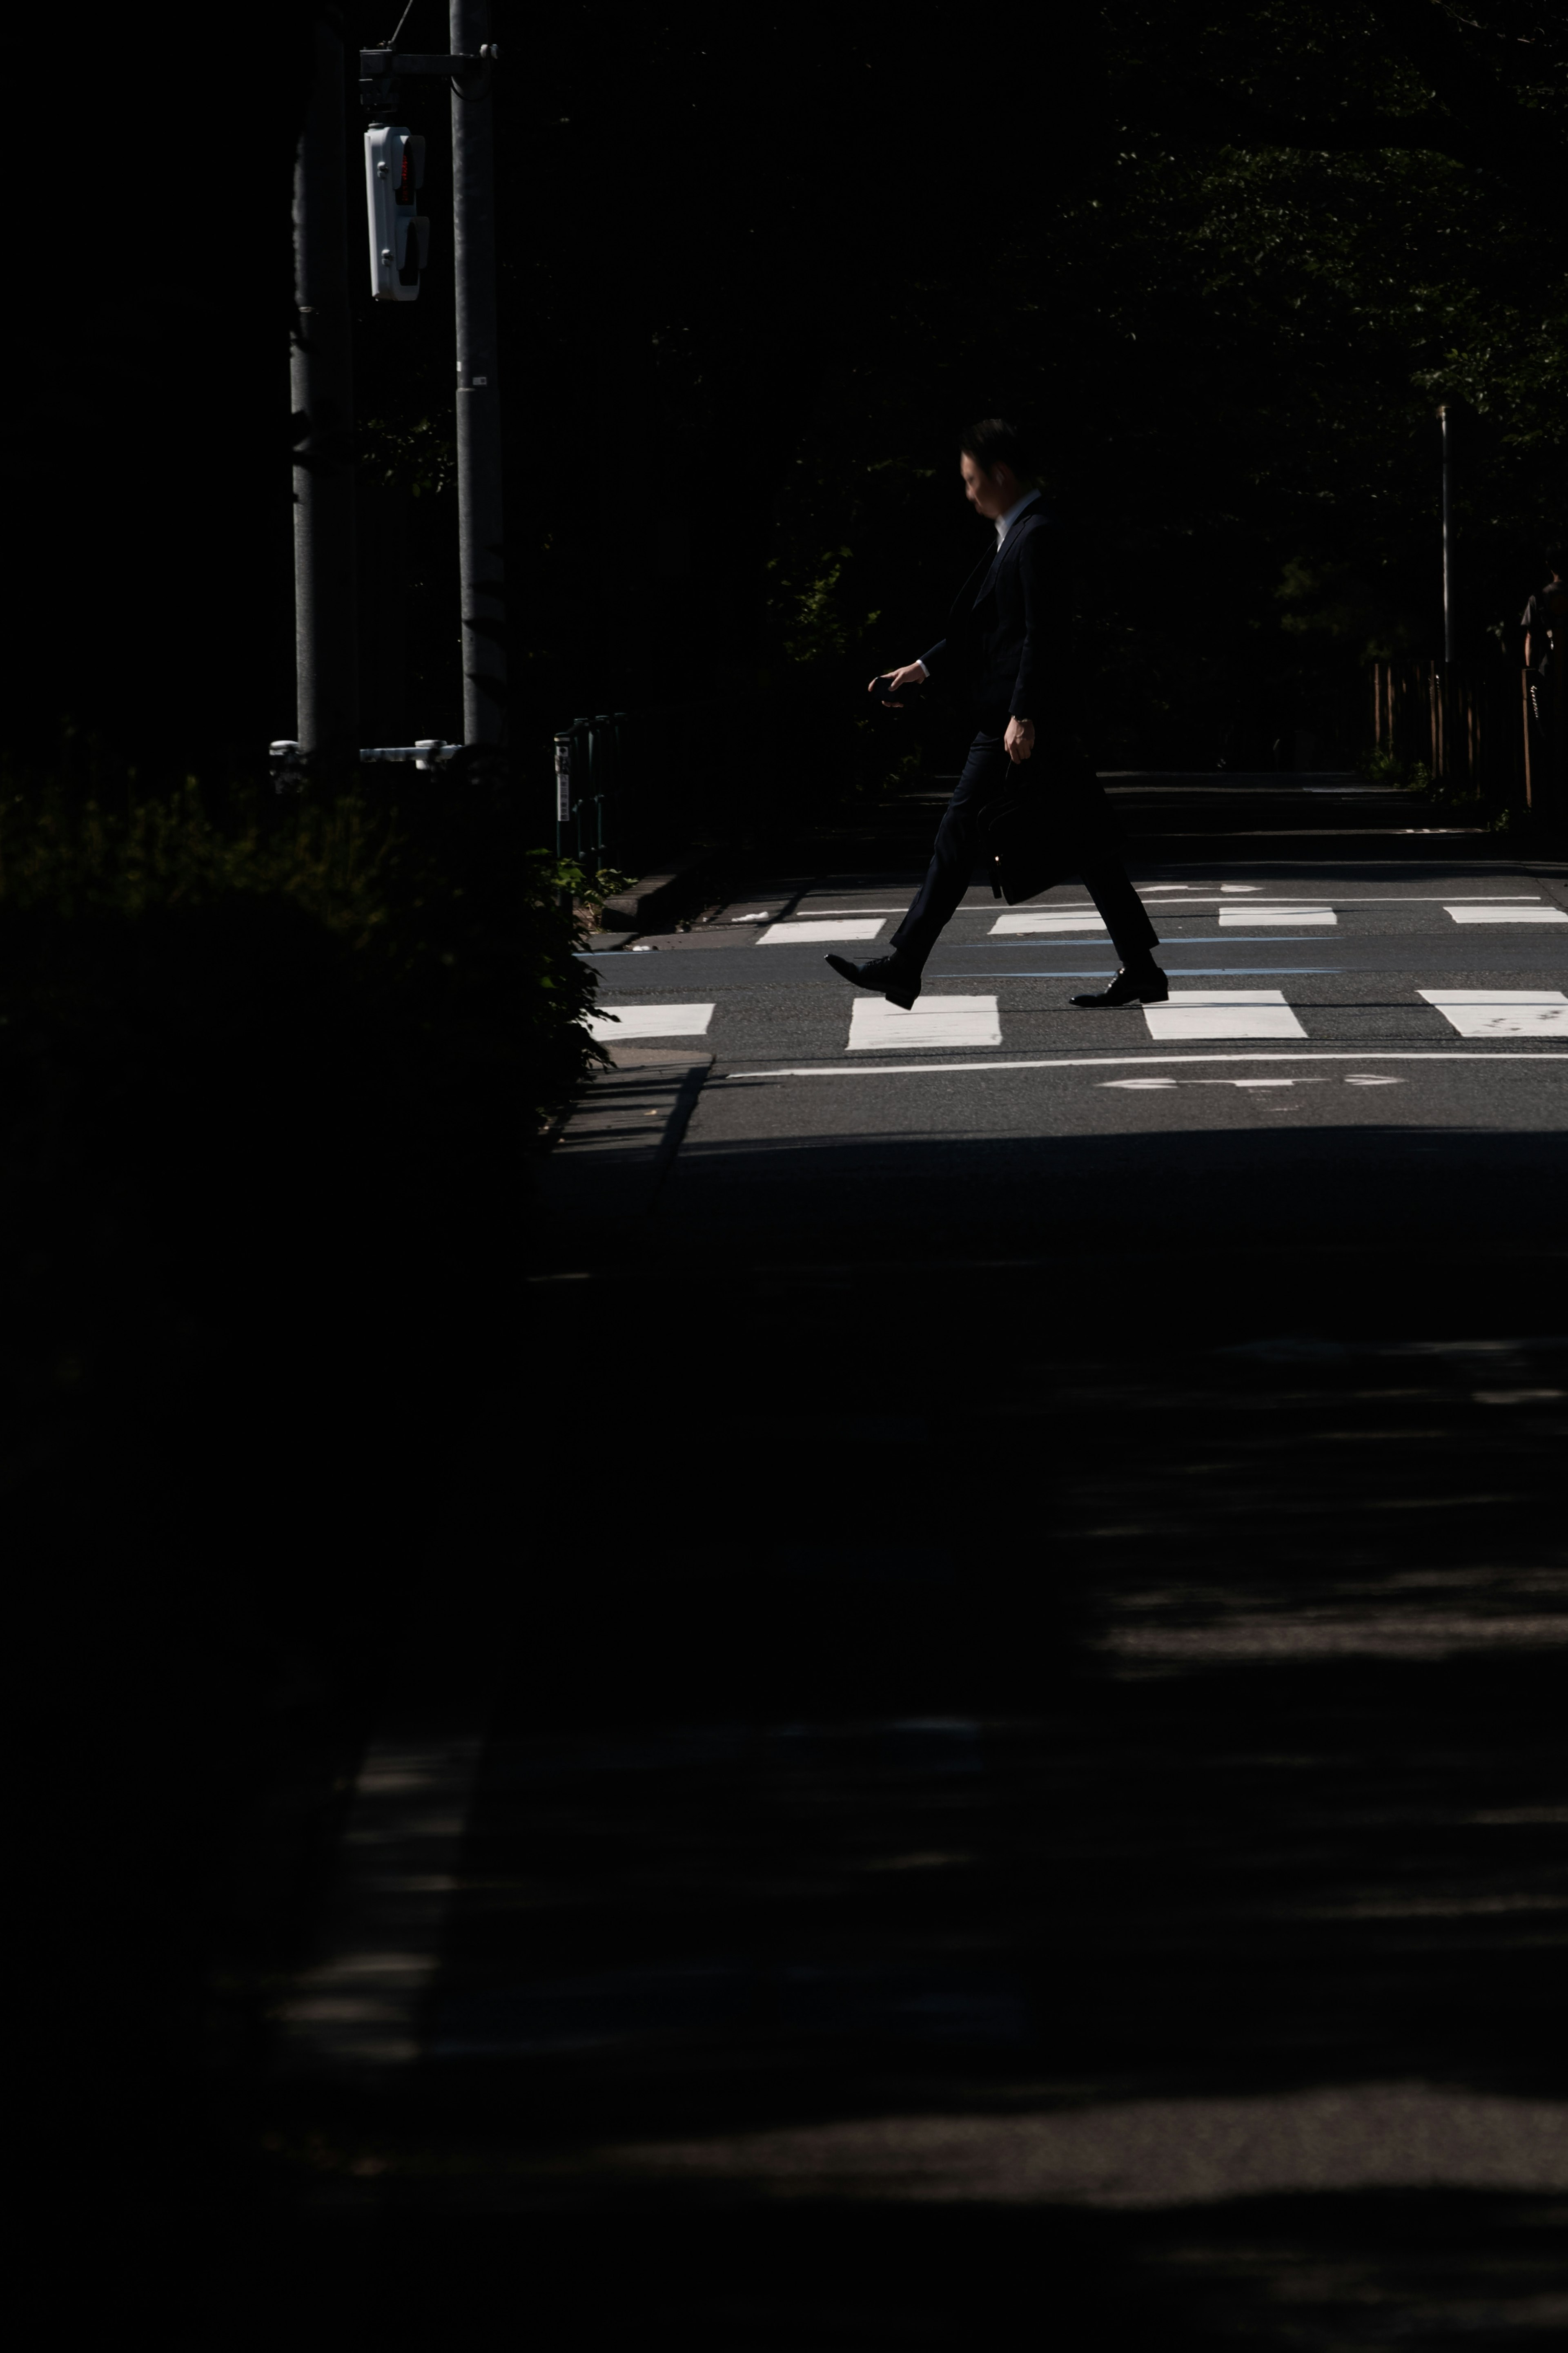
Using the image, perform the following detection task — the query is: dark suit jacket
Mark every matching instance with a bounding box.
[919,497,1074,738]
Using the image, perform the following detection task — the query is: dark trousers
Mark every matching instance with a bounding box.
[889,733,1160,974]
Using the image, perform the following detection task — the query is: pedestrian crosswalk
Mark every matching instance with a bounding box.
[1443,906,1568,926]
[991,906,1343,932]
[1142,990,1307,1042]
[849,995,1002,1050]
[586,1003,715,1041]
[758,919,886,945]
[1418,990,1568,1037]
[588,988,1568,1051]
[982,902,1567,935]
[1219,907,1337,926]
[991,911,1110,935]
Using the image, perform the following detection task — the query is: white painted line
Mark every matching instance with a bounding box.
[758,919,886,945]
[1420,989,1568,1038]
[1104,1075,1323,1088]
[935,966,1343,974]
[1143,989,1307,1042]
[849,995,1002,1051]
[1444,906,1568,925]
[605,2082,1568,2203]
[991,912,1109,936]
[273,1735,483,2076]
[1099,1074,1401,1088]
[1218,907,1336,926]
[723,1051,1568,1079]
[586,1002,714,1041]
[1038,895,1542,909]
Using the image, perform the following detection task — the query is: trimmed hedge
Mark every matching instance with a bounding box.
[0,757,612,2192]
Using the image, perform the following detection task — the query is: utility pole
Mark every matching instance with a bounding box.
[450,0,507,745]
[1439,404,1455,667]
[353,21,505,751]
[291,9,359,766]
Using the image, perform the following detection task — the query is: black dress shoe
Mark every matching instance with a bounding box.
[1071,962,1169,1007]
[824,952,921,1010]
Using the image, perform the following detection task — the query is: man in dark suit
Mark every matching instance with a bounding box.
[826,418,1167,1012]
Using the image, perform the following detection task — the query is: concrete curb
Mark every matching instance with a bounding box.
[596,850,715,932]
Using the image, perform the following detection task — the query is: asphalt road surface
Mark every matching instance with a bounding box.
[571,846,1568,1269]
[271,778,1568,2347]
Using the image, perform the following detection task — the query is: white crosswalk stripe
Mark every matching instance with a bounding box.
[586,1003,715,1042]
[1142,990,1308,1042]
[990,912,1109,935]
[849,995,1002,1050]
[1444,906,1568,925]
[1219,907,1336,926]
[1420,990,1568,1037]
[758,919,886,945]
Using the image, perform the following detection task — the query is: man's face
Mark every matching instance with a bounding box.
[962,453,1014,521]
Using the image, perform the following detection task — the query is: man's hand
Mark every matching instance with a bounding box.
[870,662,927,707]
[1004,716,1035,763]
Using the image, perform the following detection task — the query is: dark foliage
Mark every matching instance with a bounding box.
[0,750,608,2198]
[4,1,1564,2228]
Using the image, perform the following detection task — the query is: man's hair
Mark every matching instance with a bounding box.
[1546,546,1564,575]
[961,417,1035,481]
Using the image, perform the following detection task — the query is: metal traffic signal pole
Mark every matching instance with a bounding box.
[291,9,359,767]
[1439,404,1456,667]
[450,0,507,745]
[354,20,505,751]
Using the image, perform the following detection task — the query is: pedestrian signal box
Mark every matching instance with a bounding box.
[363,126,428,302]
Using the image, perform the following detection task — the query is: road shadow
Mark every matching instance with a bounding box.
[648,1117,1568,1276]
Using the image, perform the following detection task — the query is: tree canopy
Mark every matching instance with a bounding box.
[10,2,1564,777]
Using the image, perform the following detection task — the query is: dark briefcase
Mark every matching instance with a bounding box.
[977,766,1119,905]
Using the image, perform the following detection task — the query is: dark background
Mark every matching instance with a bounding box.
[4,9,1564,2293]
[7,2,1565,796]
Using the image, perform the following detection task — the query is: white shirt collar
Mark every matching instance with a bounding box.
[995,486,1042,547]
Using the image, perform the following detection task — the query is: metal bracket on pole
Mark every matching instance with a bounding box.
[359,48,497,113]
